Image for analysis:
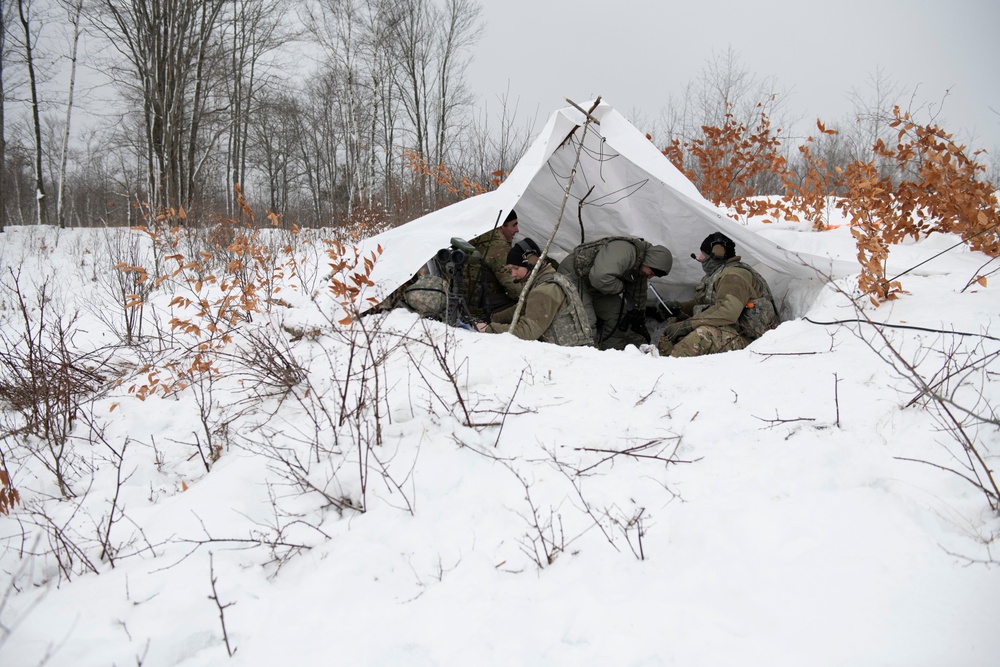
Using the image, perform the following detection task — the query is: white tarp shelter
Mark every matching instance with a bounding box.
[354,99,853,316]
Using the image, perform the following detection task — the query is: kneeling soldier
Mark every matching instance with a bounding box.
[477,238,593,347]
[656,232,778,358]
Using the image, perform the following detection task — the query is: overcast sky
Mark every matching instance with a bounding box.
[465,0,1000,152]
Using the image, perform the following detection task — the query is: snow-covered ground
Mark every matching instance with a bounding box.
[1,207,998,667]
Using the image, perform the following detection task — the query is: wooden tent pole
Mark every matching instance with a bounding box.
[508,96,601,333]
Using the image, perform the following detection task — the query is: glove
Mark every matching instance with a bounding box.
[625,309,650,343]
[662,319,694,344]
[618,308,642,330]
[661,300,684,318]
[645,305,667,322]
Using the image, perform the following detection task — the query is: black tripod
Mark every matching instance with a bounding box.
[434,240,479,328]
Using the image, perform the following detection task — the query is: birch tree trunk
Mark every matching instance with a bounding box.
[362,0,400,214]
[0,0,7,232]
[56,0,85,229]
[307,0,389,220]
[221,0,280,217]
[391,0,432,206]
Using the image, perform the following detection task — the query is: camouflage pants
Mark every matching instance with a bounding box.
[569,277,644,350]
[592,292,644,350]
[658,324,750,358]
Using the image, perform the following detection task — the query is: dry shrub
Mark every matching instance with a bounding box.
[836,107,999,304]
[661,103,998,305]
[663,101,789,222]
[402,149,494,200]
[0,272,108,498]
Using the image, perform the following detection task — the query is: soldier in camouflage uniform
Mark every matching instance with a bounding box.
[464,209,523,320]
[477,239,593,346]
[557,236,673,350]
[656,232,778,358]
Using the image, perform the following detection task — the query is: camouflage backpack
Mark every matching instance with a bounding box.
[740,292,778,339]
[534,272,595,347]
[404,274,448,319]
[570,236,649,281]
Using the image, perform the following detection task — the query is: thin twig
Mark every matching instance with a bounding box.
[208,553,237,658]
[495,369,526,448]
[894,456,998,500]
[635,375,662,406]
[805,317,1000,343]
[753,413,817,428]
[834,373,841,428]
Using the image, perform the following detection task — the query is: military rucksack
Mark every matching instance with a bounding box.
[570,236,649,281]
[404,274,448,319]
[740,295,778,339]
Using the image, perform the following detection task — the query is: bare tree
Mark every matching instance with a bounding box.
[390,0,432,204]
[294,71,343,223]
[221,0,286,218]
[96,0,228,214]
[303,0,428,219]
[248,94,298,215]
[360,0,402,213]
[431,0,481,168]
[846,67,904,174]
[662,46,785,142]
[0,0,8,232]
[389,0,482,209]
[15,0,46,225]
[305,0,376,217]
[458,85,534,187]
[657,46,790,195]
[55,0,84,229]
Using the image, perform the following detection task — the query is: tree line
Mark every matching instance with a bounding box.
[2,3,996,236]
[0,0,528,232]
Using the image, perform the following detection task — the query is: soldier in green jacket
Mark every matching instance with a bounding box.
[464,209,523,320]
[655,232,778,357]
[477,239,593,346]
[557,236,673,350]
